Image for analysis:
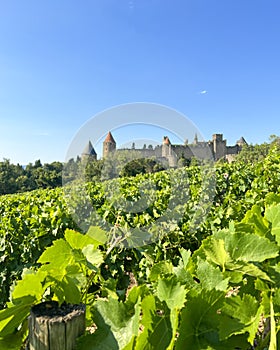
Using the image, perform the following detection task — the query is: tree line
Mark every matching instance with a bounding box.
[0,159,63,195]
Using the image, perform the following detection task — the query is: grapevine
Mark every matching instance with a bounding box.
[0,147,279,349]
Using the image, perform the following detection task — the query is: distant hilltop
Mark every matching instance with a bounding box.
[82,132,247,167]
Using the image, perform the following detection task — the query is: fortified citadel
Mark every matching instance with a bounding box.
[82,132,247,167]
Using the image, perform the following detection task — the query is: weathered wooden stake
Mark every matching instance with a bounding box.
[28,302,85,350]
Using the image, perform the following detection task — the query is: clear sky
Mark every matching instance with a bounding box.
[0,0,279,164]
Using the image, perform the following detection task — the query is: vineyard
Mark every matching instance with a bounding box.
[0,145,279,349]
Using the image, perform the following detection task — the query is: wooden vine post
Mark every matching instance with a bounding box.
[28,301,85,350]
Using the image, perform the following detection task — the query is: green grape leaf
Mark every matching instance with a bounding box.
[77,296,141,350]
[219,294,263,344]
[156,277,186,310]
[38,239,74,267]
[225,261,272,282]
[265,204,280,245]
[76,328,118,350]
[40,262,86,304]
[82,244,104,268]
[202,238,230,271]
[196,258,229,291]
[173,262,196,288]
[149,261,174,281]
[126,285,149,306]
[175,289,250,349]
[242,205,270,237]
[135,294,173,350]
[87,226,108,246]
[179,248,192,267]
[214,229,279,263]
[0,296,34,337]
[227,232,278,262]
[52,275,82,304]
[37,238,95,283]
[65,264,87,286]
[0,334,26,350]
[0,319,28,350]
[175,289,225,349]
[65,229,97,250]
[11,270,46,301]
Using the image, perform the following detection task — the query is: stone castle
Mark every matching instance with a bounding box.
[82,131,247,166]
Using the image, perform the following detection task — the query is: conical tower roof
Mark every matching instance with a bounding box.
[82,141,97,156]
[163,136,171,145]
[104,131,116,144]
[236,136,247,145]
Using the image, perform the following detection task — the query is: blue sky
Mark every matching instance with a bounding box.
[0,0,279,164]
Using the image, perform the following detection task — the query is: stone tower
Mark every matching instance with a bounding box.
[162,136,171,158]
[103,131,116,158]
[212,134,226,160]
[162,136,177,167]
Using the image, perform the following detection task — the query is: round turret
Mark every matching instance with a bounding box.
[103,131,116,158]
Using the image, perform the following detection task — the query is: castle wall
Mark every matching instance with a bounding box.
[226,145,239,155]
[188,144,214,160]
[116,147,161,159]
[101,132,245,166]
[171,145,193,159]
[133,149,156,158]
